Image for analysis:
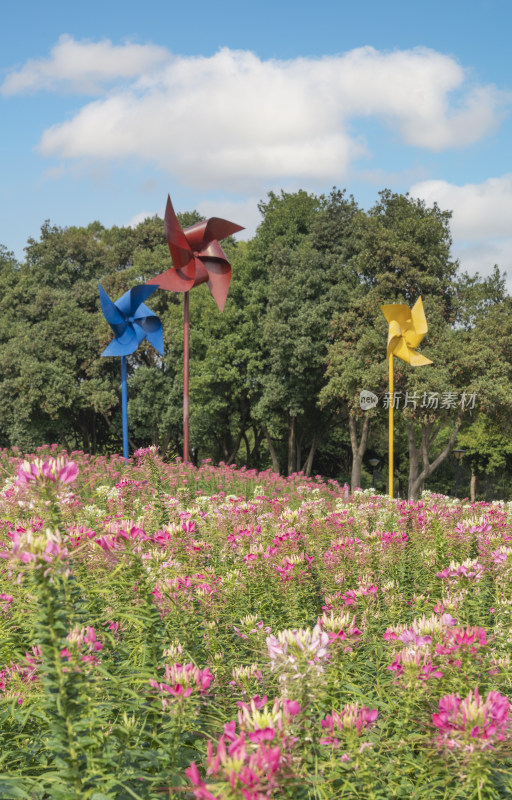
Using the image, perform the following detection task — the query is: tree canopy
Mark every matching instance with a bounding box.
[0,188,510,500]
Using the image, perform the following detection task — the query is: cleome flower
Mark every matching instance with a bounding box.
[384,612,457,645]
[266,624,330,680]
[0,645,41,705]
[186,696,300,800]
[149,662,213,706]
[435,625,488,657]
[320,703,378,746]
[16,457,78,488]
[317,610,362,650]
[0,527,69,565]
[60,625,103,665]
[187,734,286,800]
[437,558,485,582]
[388,647,444,682]
[433,688,510,751]
[236,694,301,743]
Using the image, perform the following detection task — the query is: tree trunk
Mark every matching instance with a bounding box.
[303,432,319,477]
[470,471,478,501]
[250,426,263,466]
[296,432,303,473]
[227,411,248,465]
[349,413,370,491]
[409,418,462,501]
[92,413,97,455]
[262,426,280,474]
[287,415,296,476]
[161,432,172,459]
[101,412,137,452]
[242,430,251,467]
[408,423,420,499]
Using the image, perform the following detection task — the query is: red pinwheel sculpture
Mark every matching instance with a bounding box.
[147,195,244,462]
[147,195,244,311]
[99,282,163,460]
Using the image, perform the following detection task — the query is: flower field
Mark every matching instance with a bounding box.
[0,446,511,799]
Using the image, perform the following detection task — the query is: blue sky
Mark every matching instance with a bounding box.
[1,0,512,283]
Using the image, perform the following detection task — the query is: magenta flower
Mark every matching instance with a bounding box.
[16,457,78,488]
[150,662,213,707]
[187,723,290,800]
[436,625,487,656]
[61,625,103,665]
[0,528,69,565]
[388,647,443,682]
[437,558,485,582]
[320,704,378,742]
[433,688,510,751]
[283,699,301,717]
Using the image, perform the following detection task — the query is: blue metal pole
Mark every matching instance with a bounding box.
[121,355,128,462]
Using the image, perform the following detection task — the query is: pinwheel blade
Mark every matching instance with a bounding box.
[199,239,229,261]
[99,283,126,327]
[116,285,158,318]
[203,260,231,312]
[101,324,140,356]
[135,313,161,333]
[147,266,195,293]
[410,351,433,366]
[390,337,413,364]
[145,325,164,356]
[135,301,157,319]
[203,217,244,243]
[381,304,411,328]
[185,217,244,251]
[164,195,195,269]
[411,296,428,336]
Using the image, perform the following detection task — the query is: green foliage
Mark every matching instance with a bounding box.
[0,187,512,495]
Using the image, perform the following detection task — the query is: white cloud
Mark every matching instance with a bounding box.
[452,239,511,281]
[410,175,512,239]
[410,175,512,283]
[127,210,163,229]
[196,197,262,240]
[2,39,507,190]
[1,34,169,95]
[126,197,260,239]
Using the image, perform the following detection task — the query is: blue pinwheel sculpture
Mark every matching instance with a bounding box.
[99,282,164,460]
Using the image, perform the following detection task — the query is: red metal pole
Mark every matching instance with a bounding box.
[183,290,190,462]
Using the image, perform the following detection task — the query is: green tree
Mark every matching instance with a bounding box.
[254,189,359,475]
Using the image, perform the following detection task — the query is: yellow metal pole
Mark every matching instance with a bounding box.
[388,351,393,498]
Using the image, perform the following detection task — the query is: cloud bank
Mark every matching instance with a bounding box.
[2,38,509,191]
[411,176,512,279]
[2,35,169,95]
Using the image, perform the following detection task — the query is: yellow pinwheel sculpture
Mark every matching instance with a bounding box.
[381,297,432,497]
[382,298,433,366]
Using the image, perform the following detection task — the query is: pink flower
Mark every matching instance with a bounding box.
[387,648,443,681]
[433,688,510,750]
[16,457,78,488]
[150,663,213,707]
[61,625,103,665]
[283,699,301,717]
[436,625,487,656]
[320,704,378,738]
[248,728,275,743]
